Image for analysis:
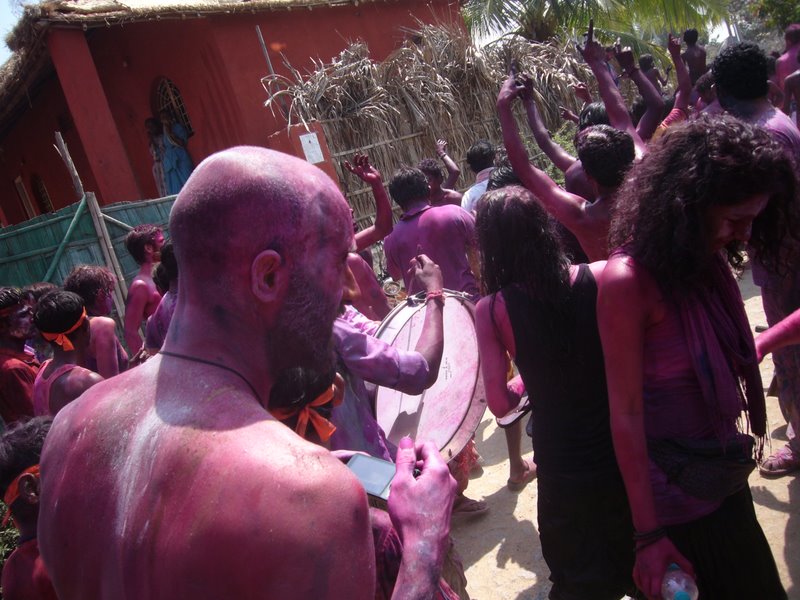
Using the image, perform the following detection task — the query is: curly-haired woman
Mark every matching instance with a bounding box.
[598,114,794,599]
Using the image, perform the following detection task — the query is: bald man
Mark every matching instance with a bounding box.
[38,147,456,599]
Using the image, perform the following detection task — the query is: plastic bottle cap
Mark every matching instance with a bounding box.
[674,592,691,600]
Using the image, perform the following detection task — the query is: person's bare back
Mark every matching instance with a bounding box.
[40,358,373,599]
[682,44,707,85]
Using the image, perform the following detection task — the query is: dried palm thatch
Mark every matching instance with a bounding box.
[262,21,592,227]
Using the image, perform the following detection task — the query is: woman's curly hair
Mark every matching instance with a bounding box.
[609,114,799,292]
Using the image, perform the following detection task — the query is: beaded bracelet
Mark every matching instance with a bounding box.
[426,290,445,303]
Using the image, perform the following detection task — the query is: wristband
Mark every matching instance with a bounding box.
[425,290,445,303]
[633,526,666,542]
[437,153,447,159]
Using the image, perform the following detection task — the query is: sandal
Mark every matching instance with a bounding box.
[451,494,489,522]
[759,445,800,477]
[507,460,537,491]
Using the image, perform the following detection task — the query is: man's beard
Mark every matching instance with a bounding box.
[268,265,338,376]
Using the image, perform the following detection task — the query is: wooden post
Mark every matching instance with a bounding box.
[55,132,128,319]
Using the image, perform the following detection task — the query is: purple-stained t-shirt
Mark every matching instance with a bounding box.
[330,307,430,460]
[383,205,479,299]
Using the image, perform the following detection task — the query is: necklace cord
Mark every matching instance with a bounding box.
[159,350,262,403]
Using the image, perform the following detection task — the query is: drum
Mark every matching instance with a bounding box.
[374,290,487,462]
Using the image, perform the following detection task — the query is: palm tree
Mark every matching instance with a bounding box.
[463,0,730,54]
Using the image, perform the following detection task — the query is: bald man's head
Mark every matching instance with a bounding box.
[168,147,353,374]
[170,147,351,295]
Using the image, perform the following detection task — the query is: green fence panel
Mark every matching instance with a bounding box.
[0,195,177,289]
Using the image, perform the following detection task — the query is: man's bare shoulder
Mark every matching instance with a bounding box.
[90,315,117,334]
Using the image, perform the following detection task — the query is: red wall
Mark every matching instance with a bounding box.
[0,76,99,225]
[0,0,463,225]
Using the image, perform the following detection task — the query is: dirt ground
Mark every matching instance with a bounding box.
[450,266,800,600]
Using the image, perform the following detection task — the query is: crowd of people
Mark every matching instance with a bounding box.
[0,22,799,600]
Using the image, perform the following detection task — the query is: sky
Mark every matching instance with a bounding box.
[0,2,19,65]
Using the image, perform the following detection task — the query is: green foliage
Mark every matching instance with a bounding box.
[0,501,20,593]
[462,0,729,49]
[753,0,800,30]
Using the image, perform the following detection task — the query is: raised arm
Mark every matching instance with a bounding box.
[668,34,691,112]
[579,33,647,155]
[597,255,694,599]
[520,76,577,172]
[436,140,461,189]
[497,75,589,235]
[345,154,393,251]
[614,45,665,142]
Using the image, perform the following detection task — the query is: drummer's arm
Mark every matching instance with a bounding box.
[409,255,445,387]
[476,294,518,417]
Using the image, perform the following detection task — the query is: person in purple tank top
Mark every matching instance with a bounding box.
[598,115,793,600]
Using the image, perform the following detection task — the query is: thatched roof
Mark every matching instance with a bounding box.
[0,0,385,136]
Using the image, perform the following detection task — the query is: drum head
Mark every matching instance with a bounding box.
[374,291,487,462]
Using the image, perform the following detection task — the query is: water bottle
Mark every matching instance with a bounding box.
[661,563,699,600]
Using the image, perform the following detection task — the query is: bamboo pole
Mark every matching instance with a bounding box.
[54,132,128,318]
[43,197,87,282]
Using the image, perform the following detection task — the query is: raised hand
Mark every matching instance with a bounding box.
[497,74,526,108]
[577,19,604,65]
[667,32,682,59]
[343,153,382,185]
[571,82,592,105]
[614,43,637,75]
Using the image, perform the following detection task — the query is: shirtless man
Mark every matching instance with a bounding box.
[777,24,800,91]
[681,28,707,86]
[32,291,103,417]
[498,74,635,262]
[38,147,456,599]
[123,224,164,355]
[64,265,128,378]
[418,140,462,207]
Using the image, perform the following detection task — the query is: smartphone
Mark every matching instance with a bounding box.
[347,454,396,500]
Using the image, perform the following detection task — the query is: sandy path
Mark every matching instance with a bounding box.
[450,266,800,600]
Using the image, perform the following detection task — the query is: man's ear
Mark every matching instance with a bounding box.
[17,473,39,506]
[251,250,286,302]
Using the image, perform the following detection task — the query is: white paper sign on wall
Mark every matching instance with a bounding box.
[300,133,324,164]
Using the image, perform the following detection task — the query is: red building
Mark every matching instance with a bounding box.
[0,0,462,226]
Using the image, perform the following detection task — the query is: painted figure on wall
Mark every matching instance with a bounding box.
[159,109,194,195]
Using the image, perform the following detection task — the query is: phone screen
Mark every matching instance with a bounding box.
[347,454,396,500]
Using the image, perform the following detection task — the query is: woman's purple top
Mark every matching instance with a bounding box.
[643,302,734,525]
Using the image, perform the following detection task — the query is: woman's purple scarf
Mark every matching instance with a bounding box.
[678,255,767,458]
